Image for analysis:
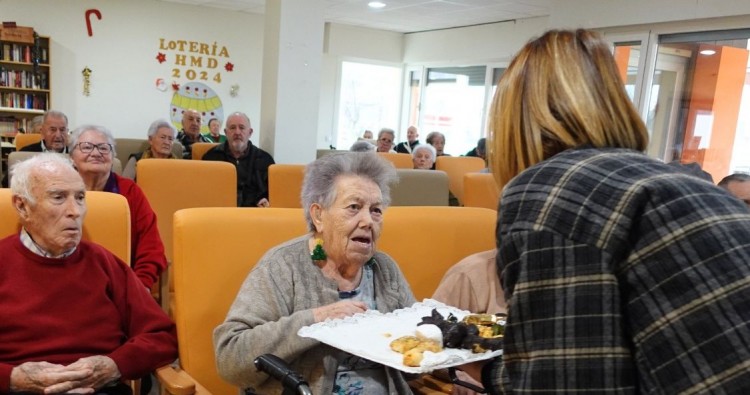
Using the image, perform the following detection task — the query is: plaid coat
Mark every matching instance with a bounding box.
[486,147,750,394]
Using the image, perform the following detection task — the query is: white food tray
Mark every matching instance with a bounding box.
[298,299,502,373]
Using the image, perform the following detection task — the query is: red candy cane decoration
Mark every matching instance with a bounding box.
[85,9,102,37]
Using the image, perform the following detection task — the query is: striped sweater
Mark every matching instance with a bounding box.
[485,148,750,394]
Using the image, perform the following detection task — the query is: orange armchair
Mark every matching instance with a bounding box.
[191,142,219,160]
[378,152,414,169]
[435,156,486,205]
[268,164,306,208]
[156,207,307,395]
[463,172,500,210]
[13,133,42,151]
[136,159,236,312]
[0,188,131,262]
[378,206,496,300]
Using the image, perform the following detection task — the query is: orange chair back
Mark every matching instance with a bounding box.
[0,188,131,263]
[268,164,306,208]
[435,156,486,205]
[172,207,307,395]
[14,133,42,151]
[378,206,496,300]
[377,152,414,169]
[463,173,500,210]
[137,159,236,313]
[136,159,236,261]
[191,142,219,160]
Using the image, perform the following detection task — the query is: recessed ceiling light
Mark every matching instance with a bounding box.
[368,1,386,9]
[699,49,716,56]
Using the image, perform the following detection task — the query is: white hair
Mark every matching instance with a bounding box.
[10,153,76,205]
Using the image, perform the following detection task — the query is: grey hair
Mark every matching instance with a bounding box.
[378,128,395,140]
[426,131,445,145]
[718,172,750,188]
[301,152,398,231]
[412,144,436,160]
[350,140,376,152]
[147,119,177,138]
[68,125,116,153]
[43,110,68,125]
[10,153,76,205]
[226,111,252,126]
[28,115,44,131]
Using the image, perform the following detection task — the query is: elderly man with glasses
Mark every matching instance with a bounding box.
[68,125,168,291]
[375,128,396,153]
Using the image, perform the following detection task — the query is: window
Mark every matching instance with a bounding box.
[418,66,487,156]
[335,61,401,150]
[646,29,750,178]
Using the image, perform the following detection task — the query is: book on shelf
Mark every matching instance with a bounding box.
[0,43,44,63]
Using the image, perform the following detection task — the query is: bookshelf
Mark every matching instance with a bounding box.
[0,27,50,135]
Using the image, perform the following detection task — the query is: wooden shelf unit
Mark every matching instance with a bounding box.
[0,29,50,134]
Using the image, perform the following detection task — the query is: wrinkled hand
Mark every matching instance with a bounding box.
[257,198,270,208]
[10,361,91,394]
[313,300,367,322]
[43,356,121,394]
[456,360,488,383]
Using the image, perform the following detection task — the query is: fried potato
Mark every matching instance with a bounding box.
[403,348,424,367]
[390,336,421,353]
[414,339,442,353]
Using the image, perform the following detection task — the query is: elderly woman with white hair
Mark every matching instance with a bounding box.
[412,144,436,170]
[214,152,416,394]
[122,119,178,179]
[68,125,167,290]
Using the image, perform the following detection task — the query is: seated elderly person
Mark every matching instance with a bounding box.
[349,140,375,152]
[412,144,436,170]
[718,172,750,208]
[431,249,505,395]
[376,128,396,153]
[432,249,505,315]
[1,153,176,394]
[412,144,458,205]
[69,125,167,290]
[214,152,416,394]
[19,110,69,153]
[122,119,179,180]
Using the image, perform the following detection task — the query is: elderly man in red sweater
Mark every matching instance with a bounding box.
[0,153,177,394]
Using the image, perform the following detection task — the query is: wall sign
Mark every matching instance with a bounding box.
[157,38,234,84]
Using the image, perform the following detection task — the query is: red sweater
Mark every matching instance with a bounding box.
[0,235,177,393]
[114,174,168,289]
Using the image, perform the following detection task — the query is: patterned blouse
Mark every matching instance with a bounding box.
[485,147,750,394]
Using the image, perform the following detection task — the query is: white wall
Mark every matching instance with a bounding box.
[1,0,264,143]
[404,16,547,64]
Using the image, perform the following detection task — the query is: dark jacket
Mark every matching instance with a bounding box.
[202,142,275,207]
[176,131,211,159]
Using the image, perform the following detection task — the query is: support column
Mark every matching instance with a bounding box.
[260,0,324,164]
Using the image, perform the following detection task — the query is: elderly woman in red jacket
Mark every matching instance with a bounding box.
[69,125,167,290]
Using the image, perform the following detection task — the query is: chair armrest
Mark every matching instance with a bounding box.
[156,365,210,395]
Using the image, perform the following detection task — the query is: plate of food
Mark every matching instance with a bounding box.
[297,299,504,373]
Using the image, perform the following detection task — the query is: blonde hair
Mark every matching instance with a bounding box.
[488,29,648,188]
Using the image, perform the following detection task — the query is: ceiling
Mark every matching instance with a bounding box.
[158,0,553,33]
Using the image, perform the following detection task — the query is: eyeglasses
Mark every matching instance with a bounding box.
[76,142,113,154]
